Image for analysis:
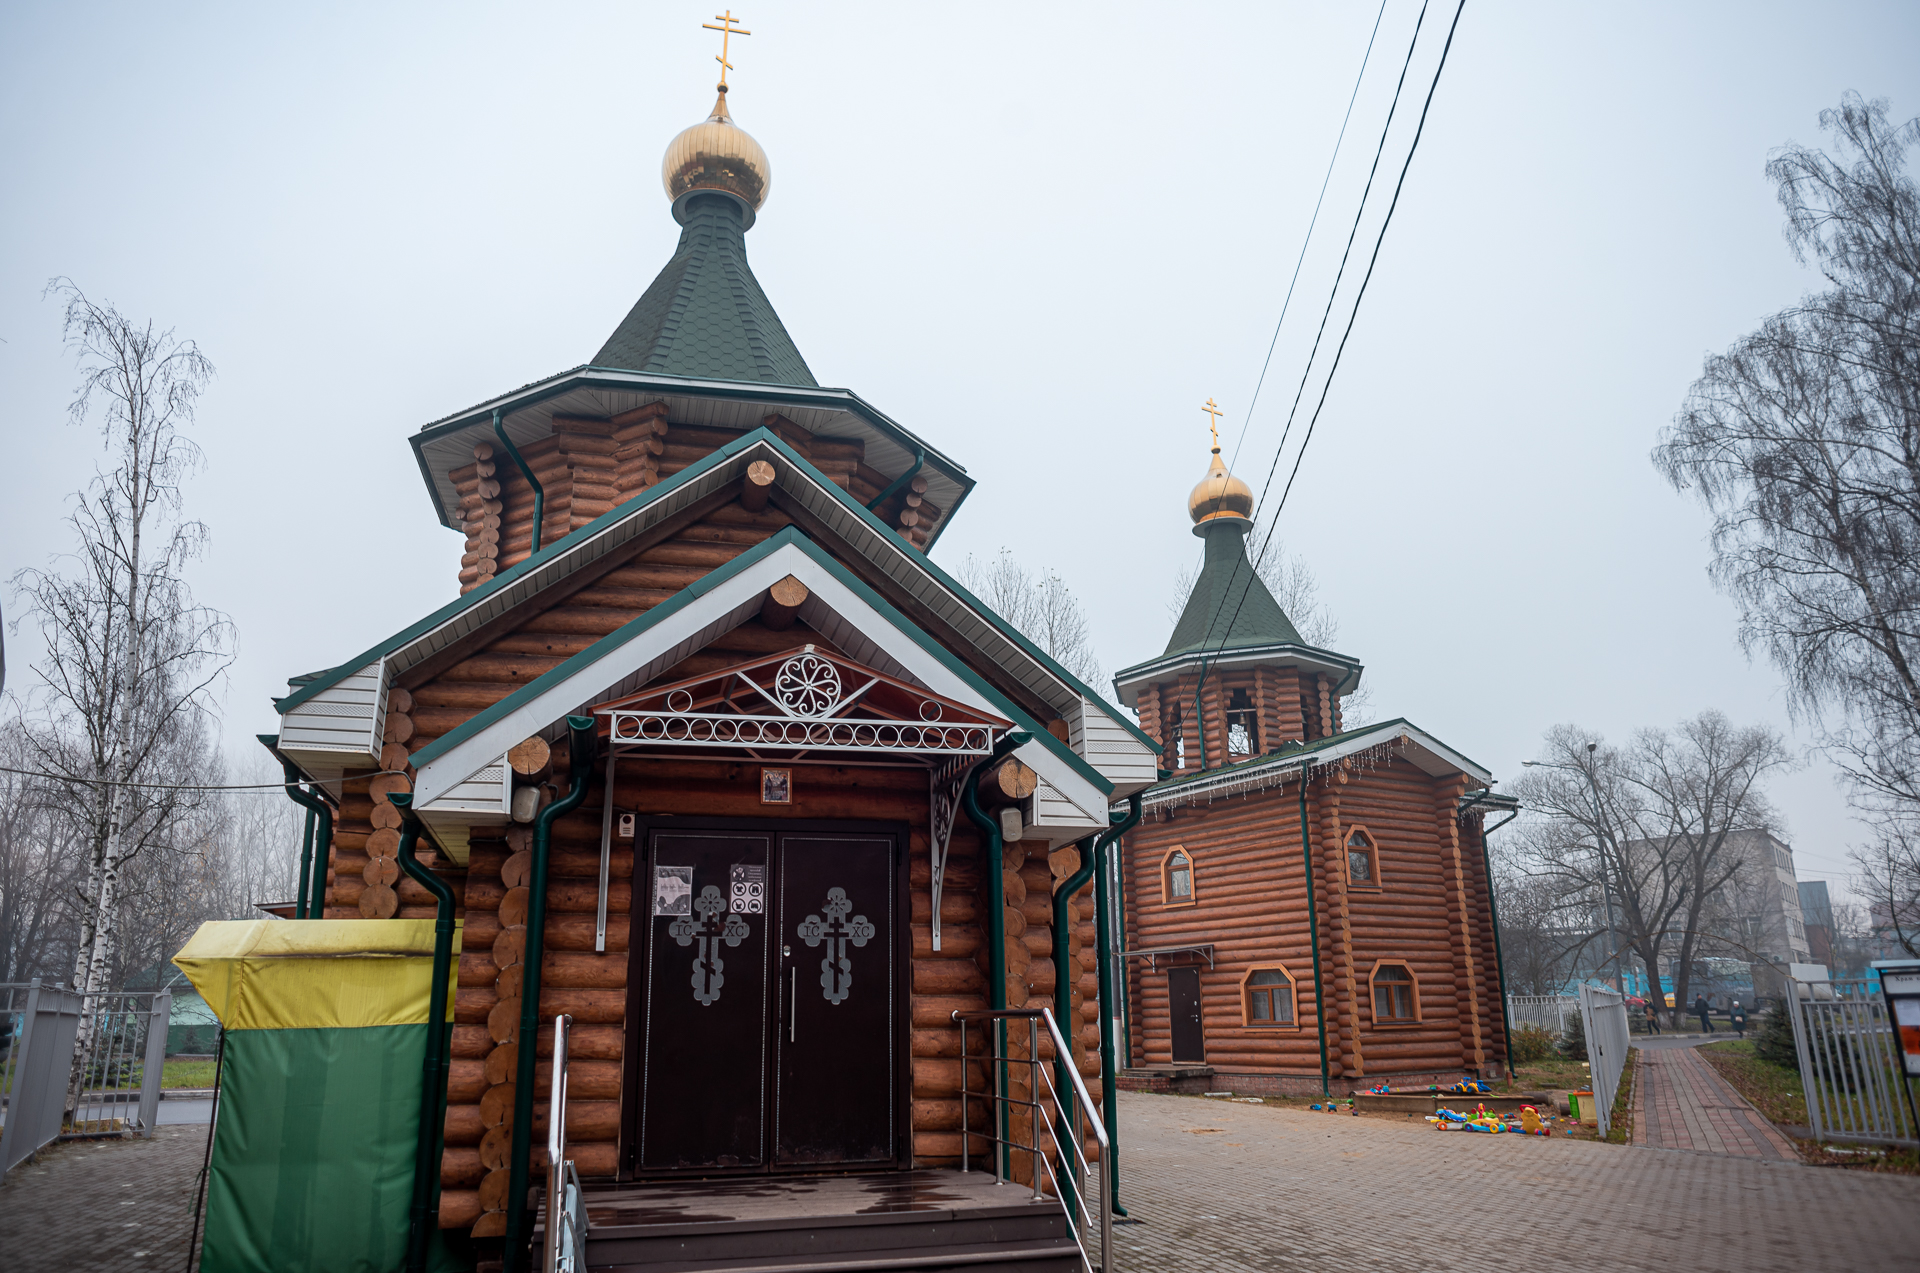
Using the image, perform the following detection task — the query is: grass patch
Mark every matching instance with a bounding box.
[1605,1047,1637,1144]
[1697,1040,1807,1126]
[161,1058,217,1088]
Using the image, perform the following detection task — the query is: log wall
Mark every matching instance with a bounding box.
[1123,757,1506,1084]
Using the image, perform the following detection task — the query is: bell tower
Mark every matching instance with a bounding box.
[1113,415,1362,774]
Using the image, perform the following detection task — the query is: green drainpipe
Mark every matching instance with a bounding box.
[503,717,596,1273]
[1050,794,1143,1222]
[1477,809,1518,1077]
[493,408,545,556]
[278,758,328,919]
[1092,793,1142,1216]
[864,445,926,514]
[1049,831,1101,1223]
[958,730,1030,1182]
[388,793,457,1273]
[1299,764,1330,1097]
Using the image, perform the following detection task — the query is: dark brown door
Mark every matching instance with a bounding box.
[1168,967,1205,1063]
[636,830,774,1171]
[773,833,896,1167]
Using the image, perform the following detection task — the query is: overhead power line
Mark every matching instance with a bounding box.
[1192,0,1468,728]
[1227,0,1390,475]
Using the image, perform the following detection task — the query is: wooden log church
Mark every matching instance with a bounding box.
[258,34,1157,1273]
[1112,441,1516,1096]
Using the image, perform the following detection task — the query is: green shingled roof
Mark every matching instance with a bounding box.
[1163,520,1303,658]
[593,193,817,386]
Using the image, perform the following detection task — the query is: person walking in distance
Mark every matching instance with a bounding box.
[1729,1001,1748,1039]
[1694,994,1714,1035]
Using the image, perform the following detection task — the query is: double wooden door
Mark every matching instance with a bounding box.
[628,822,902,1175]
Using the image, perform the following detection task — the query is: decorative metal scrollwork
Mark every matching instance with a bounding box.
[774,651,843,718]
[669,885,750,1005]
[796,887,874,1005]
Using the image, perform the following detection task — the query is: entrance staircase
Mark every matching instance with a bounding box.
[542,1171,1086,1273]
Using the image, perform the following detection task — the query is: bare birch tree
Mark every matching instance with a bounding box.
[1653,94,1920,944]
[955,549,1105,689]
[8,283,231,1098]
[1511,713,1789,1027]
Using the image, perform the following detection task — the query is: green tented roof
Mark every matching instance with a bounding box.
[1163,521,1303,658]
[593,193,817,386]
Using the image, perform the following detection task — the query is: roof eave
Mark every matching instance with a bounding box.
[1112,641,1365,706]
[406,366,975,548]
[1132,718,1493,809]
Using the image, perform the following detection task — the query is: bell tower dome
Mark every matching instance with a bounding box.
[1112,407,1363,774]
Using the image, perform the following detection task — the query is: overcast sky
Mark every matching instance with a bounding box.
[5,2,1918,903]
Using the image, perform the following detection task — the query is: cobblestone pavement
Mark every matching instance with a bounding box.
[1633,1042,1798,1160]
[0,1125,206,1272]
[1113,1089,1920,1273]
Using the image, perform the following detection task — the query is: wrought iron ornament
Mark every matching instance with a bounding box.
[670,885,750,1005]
[797,887,874,1005]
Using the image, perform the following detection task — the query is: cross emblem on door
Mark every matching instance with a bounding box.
[797,887,874,1005]
[670,885,750,1005]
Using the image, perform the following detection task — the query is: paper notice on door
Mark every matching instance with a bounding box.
[653,865,693,916]
[730,863,766,914]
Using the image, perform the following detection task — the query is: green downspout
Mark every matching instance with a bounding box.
[388,793,456,1273]
[296,807,315,916]
[1478,808,1518,1077]
[278,757,328,919]
[1092,793,1142,1215]
[494,408,545,556]
[1299,764,1330,1097]
[1050,831,1101,1224]
[503,717,596,1273]
[864,445,926,514]
[959,730,1031,1182]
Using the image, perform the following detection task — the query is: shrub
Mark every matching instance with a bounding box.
[1557,1009,1587,1061]
[1755,1000,1800,1072]
[1510,1023,1556,1064]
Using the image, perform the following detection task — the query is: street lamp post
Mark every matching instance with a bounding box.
[1523,746,1629,998]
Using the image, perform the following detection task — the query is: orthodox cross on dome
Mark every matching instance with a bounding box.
[1203,397,1223,451]
[703,10,752,88]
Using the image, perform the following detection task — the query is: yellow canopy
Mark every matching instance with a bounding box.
[173,919,463,1032]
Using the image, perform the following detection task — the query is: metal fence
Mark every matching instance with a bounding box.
[1578,984,1630,1140]
[1508,994,1580,1033]
[0,981,170,1179]
[1786,977,1919,1148]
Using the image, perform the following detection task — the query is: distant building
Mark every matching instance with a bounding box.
[1799,880,1833,966]
[1734,830,1811,966]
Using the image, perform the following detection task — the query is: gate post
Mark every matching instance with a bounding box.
[137,990,171,1137]
[0,979,87,1179]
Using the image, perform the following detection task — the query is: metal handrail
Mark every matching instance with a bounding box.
[543,1014,584,1273]
[953,1007,1112,1273]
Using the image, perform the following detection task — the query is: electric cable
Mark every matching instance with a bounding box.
[1177,0,1444,762]
[1226,0,1390,475]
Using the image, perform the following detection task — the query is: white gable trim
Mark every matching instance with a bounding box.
[412,541,1111,826]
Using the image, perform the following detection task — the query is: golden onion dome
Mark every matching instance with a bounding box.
[1188,447,1255,527]
[662,86,771,226]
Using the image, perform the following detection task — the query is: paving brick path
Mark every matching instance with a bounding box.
[1113,1089,1919,1272]
[1632,1040,1798,1160]
[0,1126,207,1272]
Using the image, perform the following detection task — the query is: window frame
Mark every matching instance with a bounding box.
[1160,845,1197,908]
[1367,959,1421,1026]
[1239,963,1299,1029]
[1344,824,1383,891]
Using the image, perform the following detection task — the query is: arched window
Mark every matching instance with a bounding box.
[1241,966,1296,1027]
[1370,962,1419,1023]
[1346,826,1380,887]
[1161,847,1195,906]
